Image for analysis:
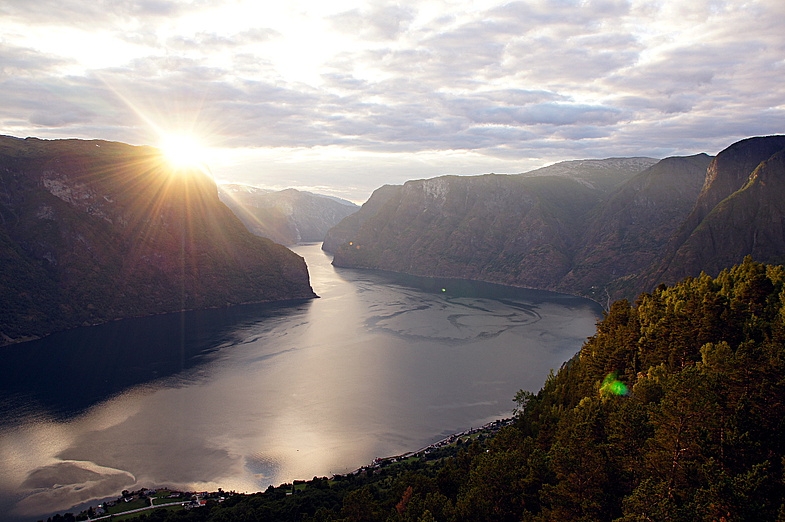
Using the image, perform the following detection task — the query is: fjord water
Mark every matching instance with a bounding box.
[0,244,601,520]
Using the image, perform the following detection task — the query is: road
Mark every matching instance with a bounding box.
[88,498,188,520]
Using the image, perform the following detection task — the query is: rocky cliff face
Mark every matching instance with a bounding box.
[321,184,402,254]
[218,184,358,245]
[0,136,315,345]
[653,137,785,284]
[325,136,785,304]
[691,136,785,224]
[324,158,660,293]
[330,174,594,287]
[561,154,712,302]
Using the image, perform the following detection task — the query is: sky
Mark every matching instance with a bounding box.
[1,0,783,203]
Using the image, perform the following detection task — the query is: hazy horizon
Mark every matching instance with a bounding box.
[2,0,783,202]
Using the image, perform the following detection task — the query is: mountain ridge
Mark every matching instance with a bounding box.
[0,136,316,345]
[650,135,785,287]
[218,184,358,245]
[325,156,694,301]
[324,137,785,303]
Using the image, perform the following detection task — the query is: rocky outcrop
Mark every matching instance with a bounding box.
[325,136,785,304]
[651,135,785,286]
[218,184,358,245]
[324,158,660,294]
[0,136,315,345]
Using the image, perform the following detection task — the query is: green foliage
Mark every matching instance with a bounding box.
[100,258,785,521]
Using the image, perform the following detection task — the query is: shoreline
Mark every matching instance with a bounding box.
[52,418,515,521]
[352,417,513,475]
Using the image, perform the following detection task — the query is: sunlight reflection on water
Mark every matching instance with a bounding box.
[0,243,601,521]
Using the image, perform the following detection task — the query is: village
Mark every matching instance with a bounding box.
[52,418,512,521]
[62,487,231,521]
[364,417,512,472]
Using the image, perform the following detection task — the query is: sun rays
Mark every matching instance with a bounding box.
[98,76,217,179]
[91,80,242,289]
[158,133,209,174]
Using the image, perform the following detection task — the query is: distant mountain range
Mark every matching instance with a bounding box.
[0,136,315,345]
[218,184,358,245]
[324,135,785,305]
[5,133,784,344]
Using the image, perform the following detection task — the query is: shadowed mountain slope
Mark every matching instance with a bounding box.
[0,136,315,345]
[218,184,358,245]
[324,158,660,294]
[562,154,712,303]
[325,137,785,303]
[651,135,785,286]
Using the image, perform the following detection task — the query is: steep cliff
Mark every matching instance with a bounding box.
[218,184,358,245]
[561,154,712,302]
[325,136,785,303]
[325,158,658,292]
[0,136,315,345]
[652,135,785,285]
[657,147,785,282]
[321,184,402,254]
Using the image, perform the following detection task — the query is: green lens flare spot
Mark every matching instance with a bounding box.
[600,372,629,396]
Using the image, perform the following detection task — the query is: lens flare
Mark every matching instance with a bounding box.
[600,372,629,396]
[97,76,214,177]
[159,133,207,173]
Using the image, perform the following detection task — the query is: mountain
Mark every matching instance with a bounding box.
[562,154,712,303]
[0,136,315,345]
[325,136,785,303]
[651,135,785,285]
[323,157,675,296]
[321,184,403,254]
[218,184,358,245]
[327,174,597,288]
[520,156,661,192]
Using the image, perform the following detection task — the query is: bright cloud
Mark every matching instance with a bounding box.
[1,0,783,202]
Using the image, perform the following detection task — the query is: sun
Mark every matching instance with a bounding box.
[158,133,207,173]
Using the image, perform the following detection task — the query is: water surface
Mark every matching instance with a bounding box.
[0,244,601,520]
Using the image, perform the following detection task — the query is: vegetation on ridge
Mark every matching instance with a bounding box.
[0,136,315,345]
[90,257,785,521]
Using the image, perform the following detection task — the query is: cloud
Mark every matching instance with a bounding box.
[0,0,193,26]
[466,103,624,127]
[0,43,68,77]
[1,0,784,201]
[167,27,279,51]
[0,76,99,125]
[330,5,415,40]
[503,32,642,86]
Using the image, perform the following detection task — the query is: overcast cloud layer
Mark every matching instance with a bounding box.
[1,0,783,201]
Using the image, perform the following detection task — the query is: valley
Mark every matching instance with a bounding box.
[3,134,785,521]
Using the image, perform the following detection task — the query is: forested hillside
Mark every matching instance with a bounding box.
[112,257,785,521]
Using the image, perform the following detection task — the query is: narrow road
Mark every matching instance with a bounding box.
[88,499,187,520]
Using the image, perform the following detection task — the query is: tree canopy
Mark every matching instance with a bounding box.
[74,257,785,522]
